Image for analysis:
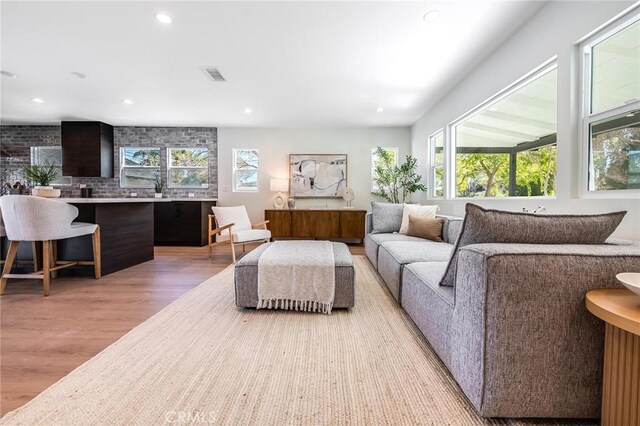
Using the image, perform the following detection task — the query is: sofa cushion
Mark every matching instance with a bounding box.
[439,203,628,287]
[401,262,454,366]
[370,202,404,234]
[407,216,444,242]
[381,240,454,264]
[399,204,438,234]
[443,217,463,244]
[364,233,428,269]
[377,241,453,302]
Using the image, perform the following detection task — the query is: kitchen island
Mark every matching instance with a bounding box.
[57,198,216,275]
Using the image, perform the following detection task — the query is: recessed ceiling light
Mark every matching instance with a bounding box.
[31,97,44,103]
[376,106,384,113]
[123,99,134,105]
[71,71,88,79]
[244,108,252,114]
[155,13,172,24]
[423,10,440,22]
[0,70,17,78]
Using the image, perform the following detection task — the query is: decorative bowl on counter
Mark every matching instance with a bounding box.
[32,186,61,198]
[616,272,640,297]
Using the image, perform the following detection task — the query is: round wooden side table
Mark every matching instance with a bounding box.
[586,289,640,426]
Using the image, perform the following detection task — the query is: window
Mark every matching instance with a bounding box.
[583,12,640,192]
[30,146,71,186]
[120,147,161,188]
[167,148,208,188]
[428,131,444,197]
[371,147,398,192]
[233,149,259,191]
[452,62,557,198]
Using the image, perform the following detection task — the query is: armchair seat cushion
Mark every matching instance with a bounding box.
[217,229,271,243]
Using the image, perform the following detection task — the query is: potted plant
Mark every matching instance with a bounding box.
[23,162,61,198]
[154,179,165,198]
[372,147,427,203]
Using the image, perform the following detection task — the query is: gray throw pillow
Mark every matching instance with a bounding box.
[370,202,404,234]
[439,203,627,287]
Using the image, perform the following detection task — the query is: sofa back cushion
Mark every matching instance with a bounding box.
[443,217,463,244]
[370,202,404,234]
[439,203,627,287]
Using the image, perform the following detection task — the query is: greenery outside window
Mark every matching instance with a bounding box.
[371,147,398,192]
[428,131,444,197]
[120,147,161,188]
[452,62,557,198]
[167,148,209,188]
[233,149,259,192]
[30,146,72,186]
[582,12,640,193]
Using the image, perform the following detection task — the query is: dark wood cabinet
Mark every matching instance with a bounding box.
[154,201,216,246]
[266,210,292,238]
[265,209,366,243]
[61,121,114,177]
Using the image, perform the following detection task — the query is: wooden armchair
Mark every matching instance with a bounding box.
[208,206,271,263]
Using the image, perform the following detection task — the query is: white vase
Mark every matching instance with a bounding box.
[32,186,61,198]
[154,193,163,198]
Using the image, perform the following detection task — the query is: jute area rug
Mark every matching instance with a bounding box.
[1,256,594,425]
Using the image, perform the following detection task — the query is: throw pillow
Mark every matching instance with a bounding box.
[406,215,445,242]
[439,203,627,287]
[370,202,404,234]
[399,204,439,234]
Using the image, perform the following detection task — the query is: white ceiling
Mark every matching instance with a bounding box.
[0,1,544,127]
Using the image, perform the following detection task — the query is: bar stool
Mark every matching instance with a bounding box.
[0,205,39,272]
[0,195,101,296]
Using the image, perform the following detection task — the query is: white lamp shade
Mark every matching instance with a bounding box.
[270,178,289,193]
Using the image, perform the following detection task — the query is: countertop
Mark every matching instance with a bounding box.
[60,198,218,203]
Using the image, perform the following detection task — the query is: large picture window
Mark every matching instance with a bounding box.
[452,62,557,198]
[120,147,161,188]
[583,12,640,192]
[233,149,259,192]
[428,131,444,197]
[30,146,71,186]
[167,148,208,188]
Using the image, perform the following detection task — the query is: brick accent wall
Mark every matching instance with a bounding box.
[0,125,218,198]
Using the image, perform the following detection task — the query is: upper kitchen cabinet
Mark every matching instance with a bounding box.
[61,121,114,177]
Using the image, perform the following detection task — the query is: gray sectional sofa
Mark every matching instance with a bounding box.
[364,204,640,419]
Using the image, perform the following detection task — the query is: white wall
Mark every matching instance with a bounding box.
[411,1,640,239]
[217,127,411,223]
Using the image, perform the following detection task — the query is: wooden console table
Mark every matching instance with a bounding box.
[586,289,640,426]
[265,209,366,243]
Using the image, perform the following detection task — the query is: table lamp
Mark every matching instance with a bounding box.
[270,178,289,209]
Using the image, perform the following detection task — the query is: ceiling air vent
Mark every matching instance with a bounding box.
[200,66,226,82]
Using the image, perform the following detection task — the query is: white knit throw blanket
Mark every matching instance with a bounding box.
[257,241,336,314]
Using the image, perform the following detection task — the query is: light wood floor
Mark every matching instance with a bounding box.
[0,243,364,416]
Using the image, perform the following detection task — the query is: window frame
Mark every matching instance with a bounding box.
[428,130,444,199]
[119,147,161,188]
[370,147,399,192]
[166,147,209,189]
[579,9,640,198]
[447,58,558,200]
[232,148,260,192]
[29,146,72,186]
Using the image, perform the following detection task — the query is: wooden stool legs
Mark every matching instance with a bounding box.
[0,241,19,295]
[92,226,101,279]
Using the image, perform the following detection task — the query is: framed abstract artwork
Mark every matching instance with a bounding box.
[289,154,347,198]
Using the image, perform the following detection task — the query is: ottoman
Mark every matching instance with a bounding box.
[234,242,355,308]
